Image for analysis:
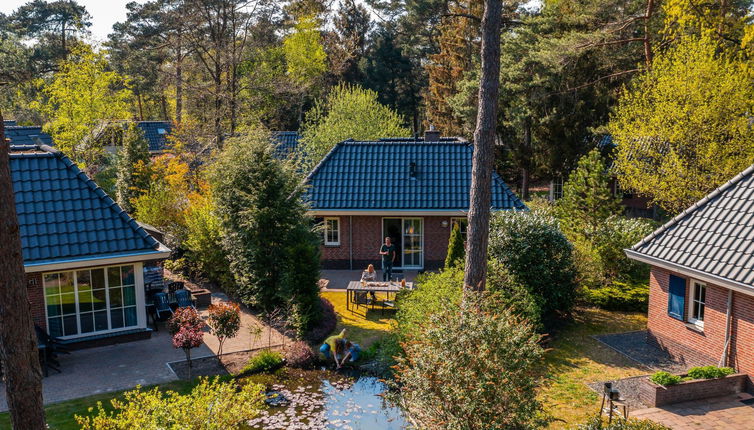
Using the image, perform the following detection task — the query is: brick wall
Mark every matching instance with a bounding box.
[319,215,454,270]
[26,272,46,330]
[647,265,754,381]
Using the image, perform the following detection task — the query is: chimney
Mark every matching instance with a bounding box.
[424,124,440,142]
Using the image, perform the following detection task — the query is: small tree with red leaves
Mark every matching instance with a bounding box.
[169,307,205,380]
[207,302,241,357]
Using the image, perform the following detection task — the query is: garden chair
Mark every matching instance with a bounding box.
[153,292,174,320]
[35,325,70,377]
[175,289,196,309]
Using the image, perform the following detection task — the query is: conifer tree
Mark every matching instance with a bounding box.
[557,148,622,239]
[115,124,150,213]
[445,222,465,269]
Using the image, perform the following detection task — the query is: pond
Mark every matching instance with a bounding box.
[245,368,409,429]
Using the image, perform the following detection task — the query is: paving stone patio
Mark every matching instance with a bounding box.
[632,392,754,429]
[594,330,689,373]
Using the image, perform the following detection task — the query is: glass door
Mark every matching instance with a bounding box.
[402,218,423,268]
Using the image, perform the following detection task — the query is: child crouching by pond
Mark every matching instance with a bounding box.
[320,329,361,369]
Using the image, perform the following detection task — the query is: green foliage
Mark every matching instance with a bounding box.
[183,195,233,289]
[283,16,327,87]
[687,366,735,379]
[444,222,465,268]
[76,377,264,429]
[301,83,411,165]
[115,124,150,213]
[489,211,578,325]
[35,44,132,171]
[207,302,241,357]
[610,34,754,213]
[390,293,549,429]
[650,371,682,386]
[132,182,185,238]
[209,129,320,332]
[557,149,622,240]
[575,415,672,430]
[238,350,284,376]
[580,281,649,312]
[394,268,464,342]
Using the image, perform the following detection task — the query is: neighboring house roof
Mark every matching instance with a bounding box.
[4,126,53,146]
[626,164,754,292]
[136,121,172,152]
[272,131,300,157]
[304,138,526,212]
[4,120,17,126]
[10,144,169,268]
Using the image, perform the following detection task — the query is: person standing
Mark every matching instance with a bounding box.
[379,237,396,282]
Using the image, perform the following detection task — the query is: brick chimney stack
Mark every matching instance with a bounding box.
[424,124,440,142]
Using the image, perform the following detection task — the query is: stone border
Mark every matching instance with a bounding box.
[639,373,748,407]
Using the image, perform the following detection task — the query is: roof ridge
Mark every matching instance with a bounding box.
[631,162,754,251]
[55,150,161,250]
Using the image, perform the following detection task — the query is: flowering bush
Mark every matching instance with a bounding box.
[76,377,265,429]
[169,307,205,379]
[207,302,241,356]
[285,341,316,368]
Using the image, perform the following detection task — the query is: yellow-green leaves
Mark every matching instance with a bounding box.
[609,34,754,213]
[283,16,327,87]
[37,44,132,171]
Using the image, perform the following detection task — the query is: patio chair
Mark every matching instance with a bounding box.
[175,289,196,309]
[153,292,174,320]
[35,325,70,377]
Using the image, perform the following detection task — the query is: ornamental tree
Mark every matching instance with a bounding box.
[207,302,241,357]
[169,307,205,380]
[445,222,465,269]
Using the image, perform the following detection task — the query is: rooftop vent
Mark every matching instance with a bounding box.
[424,124,440,142]
[409,161,417,179]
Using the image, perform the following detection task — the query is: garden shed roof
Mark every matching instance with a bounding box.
[5,126,53,146]
[135,121,172,152]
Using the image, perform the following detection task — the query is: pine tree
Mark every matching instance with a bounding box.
[445,222,465,268]
[115,124,150,213]
[557,148,622,239]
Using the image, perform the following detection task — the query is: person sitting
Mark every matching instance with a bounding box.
[339,341,361,367]
[357,264,378,303]
[320,329,346,368]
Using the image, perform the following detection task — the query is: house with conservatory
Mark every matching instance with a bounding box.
[9,143,170,346]
[304,130,526,271]
[626,164,754,381]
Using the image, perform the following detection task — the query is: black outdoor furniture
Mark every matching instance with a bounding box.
[175,289,196,309]
[153,292,174,320]
[35,325,70,377]
[346,281,413,315]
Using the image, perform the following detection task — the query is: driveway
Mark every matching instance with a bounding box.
[632,392,754,429]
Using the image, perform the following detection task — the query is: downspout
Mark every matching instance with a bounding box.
[719,289,733,367]
[349,216,353,270]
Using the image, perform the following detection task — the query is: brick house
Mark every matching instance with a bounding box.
[304,132,526,270]
[625,165,754,379]
[10,144,170,345]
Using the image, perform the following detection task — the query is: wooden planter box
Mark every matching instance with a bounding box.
[640,373,748,407]
[188,288,212,308]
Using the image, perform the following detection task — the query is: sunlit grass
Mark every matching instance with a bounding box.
[320,291,395,348]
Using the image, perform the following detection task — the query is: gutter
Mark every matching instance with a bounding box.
[720,289,734,367]
[24,248,172,273]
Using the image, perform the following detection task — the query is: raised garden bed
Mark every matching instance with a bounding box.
[640,373,748,407]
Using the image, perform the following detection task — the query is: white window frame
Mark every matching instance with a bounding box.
[689,279,706,328]
[324,217,340,246]
[450,217,468,240]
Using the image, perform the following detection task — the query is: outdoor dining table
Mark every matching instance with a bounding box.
[346,280,414,314]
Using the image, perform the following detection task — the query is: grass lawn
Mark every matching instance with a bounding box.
[320,291,394,348]
[541,307,648,428]
[0,380,195,430]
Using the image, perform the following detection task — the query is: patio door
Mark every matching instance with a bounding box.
[382,218,423,269]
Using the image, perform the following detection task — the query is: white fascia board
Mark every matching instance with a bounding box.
[308,209,512,216]
[624,249,754,297]
[24,248,171,273]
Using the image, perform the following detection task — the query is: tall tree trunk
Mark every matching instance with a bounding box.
[463,0,503,293]
[643,0,655,68]
[137,93,144,121]
[160,95,168,122]
[0,109,46,429]
[521,118,531,200]
[175,35,183,125]
[214,64,223,146]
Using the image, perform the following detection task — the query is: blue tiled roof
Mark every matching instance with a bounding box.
[4,126,53,146]
[4,120,17,126]
[304,138,526,211]
[136,121,171,152]
[272,131,300,157]
[9,145,164,266]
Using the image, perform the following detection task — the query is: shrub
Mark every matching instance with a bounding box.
[394,268,463,341]
[183,195,234,289]
[445,222,465,268]
[390,293,549,429]
[76,377,264,429]
[285,341,316,368]
[167,306,204,336]
[650,371,682,386]
[580,281,649,312]
[169,307,205,380]
[239,350,284,375]
[207,302,241,357]
[305,297,337,343]
[687,366,735,380]
[489,211,578,326]
[575,415,672,430]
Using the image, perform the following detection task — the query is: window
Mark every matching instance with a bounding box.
[667,274,686,321]
[550,177,564,200]
[324,217,340,246]
[44,265,138,338]
[690,280,706,327]
[157,128,167,135]
[451,217,468,240]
